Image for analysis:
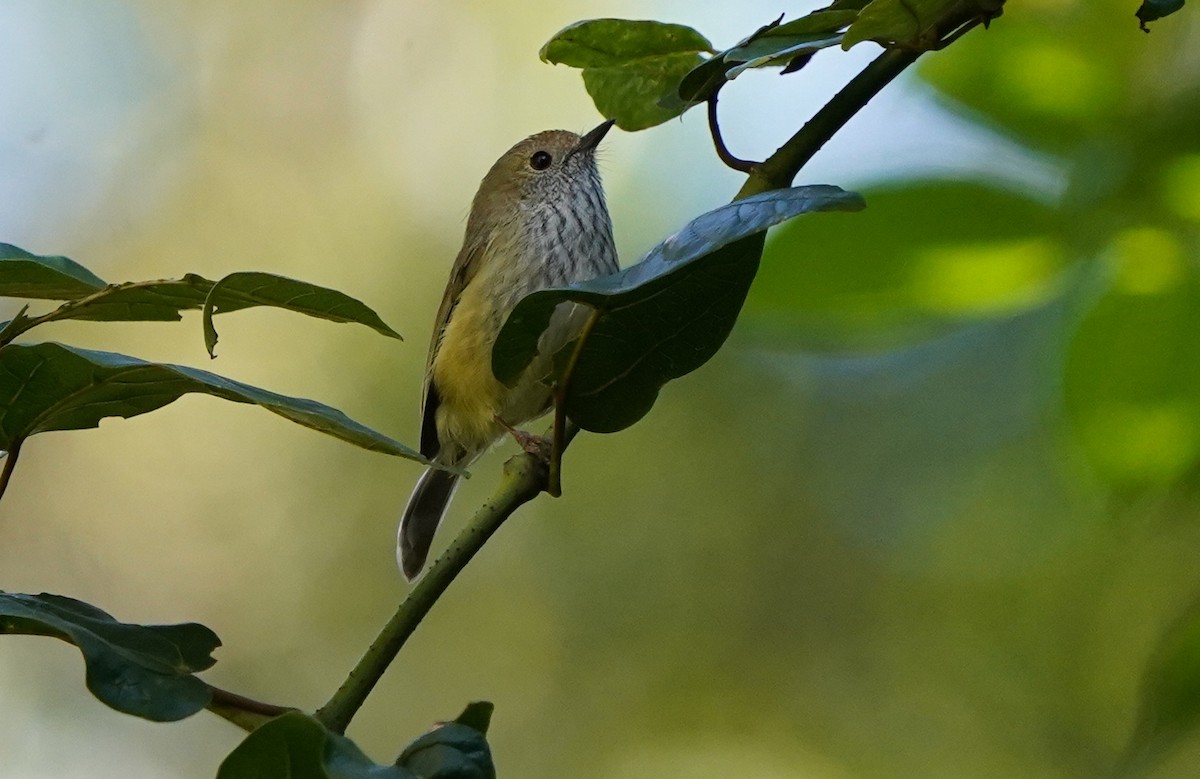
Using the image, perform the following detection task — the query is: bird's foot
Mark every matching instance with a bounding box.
[494,416,551,459]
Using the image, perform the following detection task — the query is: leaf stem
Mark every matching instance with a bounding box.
[314,450,550,734]
[707,93,758,173]
[0,438,23,505]
[205,685,296,732]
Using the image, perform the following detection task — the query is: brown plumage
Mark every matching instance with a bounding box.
[398,121,618,579]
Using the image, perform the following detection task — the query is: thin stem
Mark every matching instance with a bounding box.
[205,685,296,732]
[0,438,23,505]
[707,93,757,173]
[314,451,547,734]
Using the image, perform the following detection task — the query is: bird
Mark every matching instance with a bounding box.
[397,119,618,579]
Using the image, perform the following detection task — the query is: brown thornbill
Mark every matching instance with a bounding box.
[397,119,618,579]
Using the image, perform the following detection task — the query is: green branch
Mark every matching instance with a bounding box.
[314,452,549,734]
[740,47,920,197]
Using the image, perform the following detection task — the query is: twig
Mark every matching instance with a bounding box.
[707,93,758,173]
[205,684,296,732]
[314,448,554,734]
[0,439,23,505]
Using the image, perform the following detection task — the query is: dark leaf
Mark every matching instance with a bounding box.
[203,271,403,358]
[0,592,218,722]
[781,52,817,75]
[493,186,864,433]
[1137,0,1186,31]
[1122,596,1200,772]
[396,702,496,779]
[217,705,495,779]
[540,19,712,130]
[218,712,414,779]
[0,342,426,462]
[0,243,105,300]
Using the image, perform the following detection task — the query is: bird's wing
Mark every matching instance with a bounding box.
[419,232,490,459]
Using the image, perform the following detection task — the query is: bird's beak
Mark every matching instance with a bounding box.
[568,118,615,159]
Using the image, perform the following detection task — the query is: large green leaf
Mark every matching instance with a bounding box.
[202,271,403,357]
[0,592,218,722]
[218,704,494,779]
[492,186,864,433]
[0,342,425,462]
[0,243,106,299]
[540,19,712,130]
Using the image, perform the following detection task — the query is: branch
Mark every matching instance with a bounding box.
[741,10,989,198]
[205,684,297,732]
[740,46,920,197]
[314,448,555,734]
[0,438,23,505]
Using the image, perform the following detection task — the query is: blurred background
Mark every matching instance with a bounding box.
[2,0,1199,776]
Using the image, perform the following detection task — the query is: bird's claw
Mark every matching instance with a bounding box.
[494,416,552,461]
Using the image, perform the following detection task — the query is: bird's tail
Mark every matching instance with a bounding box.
[397,466,461,580]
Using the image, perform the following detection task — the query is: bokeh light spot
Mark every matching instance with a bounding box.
[1002,42,1106,119]
[1161,154,1200,223]
[1111,226,1187,295]
[909,238,1064,315]
[1081,401,1200,485]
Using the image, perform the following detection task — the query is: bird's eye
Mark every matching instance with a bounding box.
[529,151,552,170]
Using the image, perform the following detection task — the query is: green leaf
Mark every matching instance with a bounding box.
[540,18,711,68]
[677,12,856,106]
[202,271,403,358]
[0,243,106,300]
[842,0,961,48]
[540,19,712,130]
[493,186,864,433]
[0,271,402,352]
[218,706,495,779]
[0,342,426,462]
[0,592,218,722]
[58,276,213,322]
[1137,0,1186,31]
[1122,596,1200,773]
